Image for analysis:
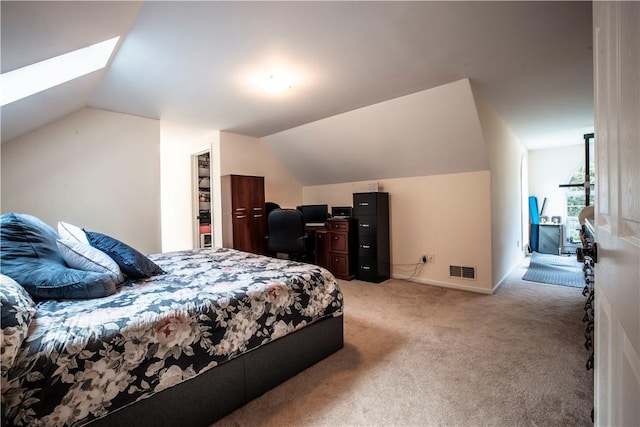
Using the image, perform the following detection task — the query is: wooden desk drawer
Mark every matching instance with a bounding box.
[329,253,349,278]
[328,220,351,232]
[329,232,348,252]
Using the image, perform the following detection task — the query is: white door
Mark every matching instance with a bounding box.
[593,2,640,425]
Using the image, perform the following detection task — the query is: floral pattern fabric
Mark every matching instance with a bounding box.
[1,248,343,426]
[1,274,37,378]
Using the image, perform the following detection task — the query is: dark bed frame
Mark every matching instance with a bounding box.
[88,314,343,427]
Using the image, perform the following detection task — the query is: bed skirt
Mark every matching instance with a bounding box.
[88,314,344,426]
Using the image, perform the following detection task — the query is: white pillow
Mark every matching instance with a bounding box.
[58,221,89,244]
[56,239,124,282]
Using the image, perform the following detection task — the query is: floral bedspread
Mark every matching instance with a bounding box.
[2,248,343,426]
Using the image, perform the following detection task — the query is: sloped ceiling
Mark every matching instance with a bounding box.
[0,1,142,142]
[1,1,593,185]
[263,79,488,186]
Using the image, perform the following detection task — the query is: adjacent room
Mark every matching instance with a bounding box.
[1,1,638,426]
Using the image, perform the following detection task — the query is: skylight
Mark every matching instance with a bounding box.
[0,36,120,107]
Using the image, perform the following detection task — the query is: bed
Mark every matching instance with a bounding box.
[0,214,344,427]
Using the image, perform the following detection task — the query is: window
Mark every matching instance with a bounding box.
[565,163,595,245]
[0,37,119,106]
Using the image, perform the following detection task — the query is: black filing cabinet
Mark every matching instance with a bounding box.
[353,192,390,283]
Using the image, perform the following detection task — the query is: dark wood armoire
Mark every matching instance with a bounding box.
[221,175,266,255]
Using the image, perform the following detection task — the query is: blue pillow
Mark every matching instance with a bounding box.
[85,231,165,279]
[0,213,63,264]
[0,213,118,299]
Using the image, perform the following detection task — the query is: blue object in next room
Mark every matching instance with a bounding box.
[529,196,540,252]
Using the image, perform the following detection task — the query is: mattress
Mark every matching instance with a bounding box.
[1,248,343,426]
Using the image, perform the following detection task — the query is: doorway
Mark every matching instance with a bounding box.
[193,151,212,248]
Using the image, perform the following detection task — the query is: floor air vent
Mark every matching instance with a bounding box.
[449,265,476,280]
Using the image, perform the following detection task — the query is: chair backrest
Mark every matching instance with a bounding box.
[267,209,306,255]
[265,202,281,218]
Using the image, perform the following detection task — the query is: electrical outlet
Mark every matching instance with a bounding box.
[427,254,435,263]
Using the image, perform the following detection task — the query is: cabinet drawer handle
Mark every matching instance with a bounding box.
[361,266,371,270]
[253,214,262,218]
[361,245,371,249]
[360,224,370,228]
[335,258,340,262]
[334,236,339,240]
[236,215,247,219]
[235,208,246,211]
[359,202,369,206]
[253,207,262,211]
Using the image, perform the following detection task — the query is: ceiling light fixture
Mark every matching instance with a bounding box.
[261,73,293,94]
[0,36,120,107]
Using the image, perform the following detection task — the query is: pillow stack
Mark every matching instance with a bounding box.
[0,213,164,300]
[56,221,125,284]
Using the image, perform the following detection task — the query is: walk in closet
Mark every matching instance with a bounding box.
[196,152,212,248]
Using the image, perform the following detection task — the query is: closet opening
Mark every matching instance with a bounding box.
[193,151,212,248]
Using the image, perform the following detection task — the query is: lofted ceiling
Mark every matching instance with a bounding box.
[1,2,593,161]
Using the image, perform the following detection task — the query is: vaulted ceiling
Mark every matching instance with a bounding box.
[2,1,593,155]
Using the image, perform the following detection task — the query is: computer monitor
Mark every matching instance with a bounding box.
[299,204,329,225]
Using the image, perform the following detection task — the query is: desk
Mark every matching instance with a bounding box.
[303,226,325,264]
[305,219,356,280]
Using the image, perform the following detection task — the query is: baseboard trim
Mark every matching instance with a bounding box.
[491,253,526,294]
[392,274,493,295]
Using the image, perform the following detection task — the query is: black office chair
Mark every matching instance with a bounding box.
[265,202,280,218]
[266,209,307,260]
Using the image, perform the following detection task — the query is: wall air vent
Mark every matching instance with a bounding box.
[449,265,476,280]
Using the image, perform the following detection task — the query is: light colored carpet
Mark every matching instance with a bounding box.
[215,259,593,426]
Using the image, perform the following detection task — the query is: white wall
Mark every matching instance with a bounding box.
[219,132,302,208]
[528,144,584,222]
[159,121,220,252]
[303,172,493,293]
[472,86,528,288]
[1,107,162,254]
[263,78,490,186]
